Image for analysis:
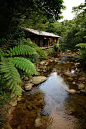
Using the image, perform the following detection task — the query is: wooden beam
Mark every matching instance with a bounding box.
[40,38,42,47]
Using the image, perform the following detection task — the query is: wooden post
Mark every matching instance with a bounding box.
[40,38,42,47]
[48,38,49,48]
[53,38,54,45]
[57,38,59,43]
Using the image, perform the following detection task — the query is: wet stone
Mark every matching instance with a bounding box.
[78,77,86,81]
[9,97,17,107]
[40,61,45,65]
[67,77,73,82]
[32,76,47,85]
[24,77,29,81]
[65,89,76,94]
[78,84,85,90]
[34,118,42,127]
[24,83,34,91]
[64,71,72,77]
[72,82,76,85]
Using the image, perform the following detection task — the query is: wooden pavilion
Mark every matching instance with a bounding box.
[21,27,60,47]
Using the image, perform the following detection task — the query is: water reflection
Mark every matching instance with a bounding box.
[39,71,84,129]
[39,72,69,113]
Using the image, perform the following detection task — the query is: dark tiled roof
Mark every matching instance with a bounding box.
[21,27,60,38]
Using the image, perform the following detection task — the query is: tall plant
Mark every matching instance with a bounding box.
[76,42,86,63]
[0,44,38,102]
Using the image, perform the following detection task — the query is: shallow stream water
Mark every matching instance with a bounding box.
[11,62,86,129]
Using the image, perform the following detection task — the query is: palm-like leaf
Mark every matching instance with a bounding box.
[9,57,38,75]
[76,43,86,48]
[22,38,47,59]
[1,58,22,97]
[6,45,37,56]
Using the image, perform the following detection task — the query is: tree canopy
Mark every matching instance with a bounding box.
[0,0,65,40]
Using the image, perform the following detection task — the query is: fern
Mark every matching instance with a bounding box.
[0,48,4,61]
[36,48,47,59]
[9,57,38,75]
[0,40,40,102]
[1,58,22,98]
[76,43,86,63]
[21,38,38,48]
[53,43,60,52]
[46,48,54,56]
[6,45,37,56]
[76,43,86,48]
[20,38,47,59]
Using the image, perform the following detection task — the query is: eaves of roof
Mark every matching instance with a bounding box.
[21,27,60,38]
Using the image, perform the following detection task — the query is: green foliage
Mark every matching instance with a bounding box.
[72,3,86,40]
[6,45,37,56]
[20,38,47,60]
[48,21,68,36]
[9,57,38,75]
[36,48,47,60]
[76,43,86,63]
[1,57,22,99]
[46,43,61,57]
[0,43,38,104]
[0,0,65,125]
[53,43,61,53]
[60,24,83,52]
[76,43,86,48]
[0,0,65,41]
[46,48,54,56]
[22,11,49,31]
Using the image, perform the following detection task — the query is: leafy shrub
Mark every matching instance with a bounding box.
[76,43,86,63]
[53,43,60,52]
[36,48,47,60]
[46,48,54,56]
[0,44,38,103]
[20,38,47,60]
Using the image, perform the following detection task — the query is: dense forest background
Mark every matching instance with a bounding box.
[0,0,86,126]
[0,0,86,51]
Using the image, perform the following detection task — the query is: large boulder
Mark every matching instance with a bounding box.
[32,76,47,85]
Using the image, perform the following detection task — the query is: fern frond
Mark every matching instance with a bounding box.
[0,48,5,61]
[21,38,47,59]
[6,45,37,56]
[9,57,38,75]
[0,58,22,97]
[0,48,4,56]
[36,48,47,59]
[76,43,86,48]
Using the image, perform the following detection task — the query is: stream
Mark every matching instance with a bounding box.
[10,61,86,129]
